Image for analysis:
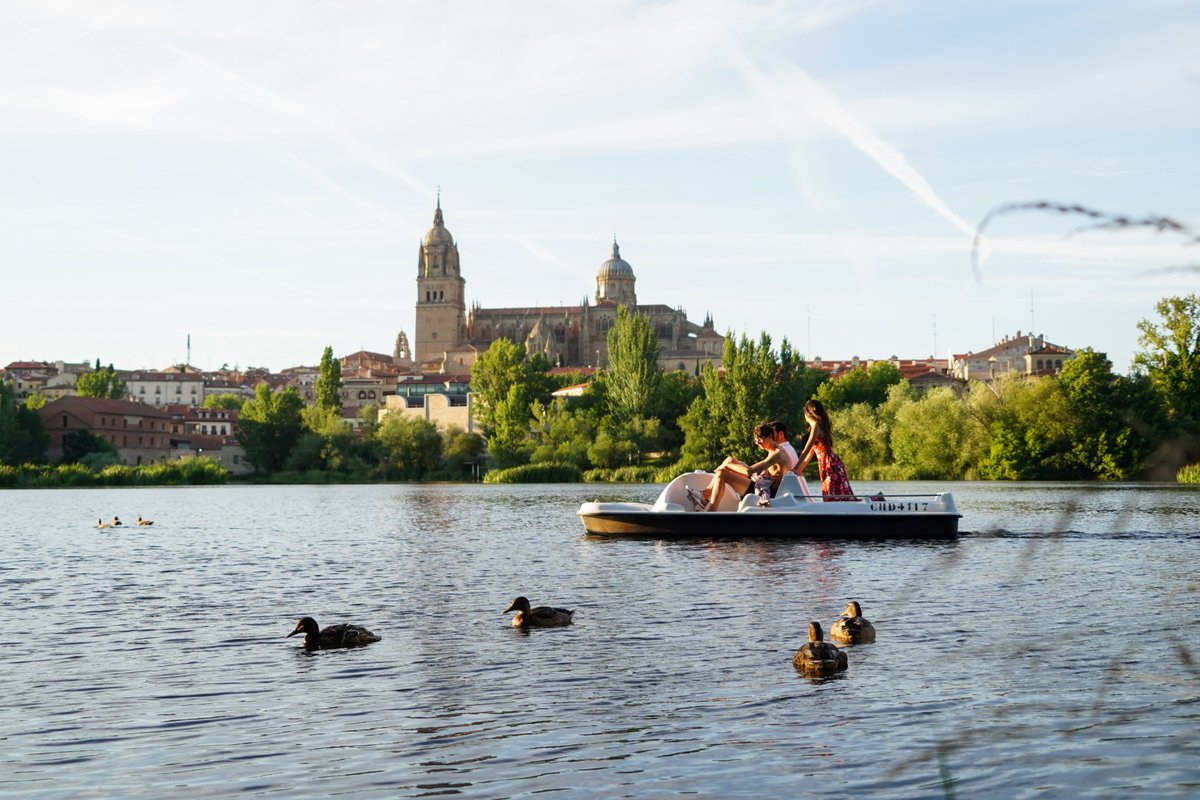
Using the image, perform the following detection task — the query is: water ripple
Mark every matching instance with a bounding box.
[1,482,1198,797]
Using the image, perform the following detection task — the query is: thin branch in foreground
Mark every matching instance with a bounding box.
[971,200,1200,280]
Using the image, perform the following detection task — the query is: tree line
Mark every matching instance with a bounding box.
[4,297,1198,482]
[469,294,1200,482]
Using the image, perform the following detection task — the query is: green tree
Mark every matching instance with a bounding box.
[237,383,305,472]
[203,393,244,409]
[678,332,822,469]
[972,376,1075,479]
[828,402,891,479]
[76,365,126,400]
[889,386,985,479]
[357,403,380,436]
[650,370,701,452]
[815,361,903,410]
[440,425,486,477]
[376,413,443,479]
[1058,348,1153,479]
[528,398,595,468]
[0,381,49,465]
[606,306,660,421]
[316,346,344,414]
[1134,294,1200,424]
[469,338,552,466]
[60,429,117,466]
[587,415,662,468]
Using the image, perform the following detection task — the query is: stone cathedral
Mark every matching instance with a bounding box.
[409,202,723,376]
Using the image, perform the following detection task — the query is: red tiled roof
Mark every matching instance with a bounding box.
[40,395,171,418]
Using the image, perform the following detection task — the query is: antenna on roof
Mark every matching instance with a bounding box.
[187,333,191,369]
[1030,288,1035,335]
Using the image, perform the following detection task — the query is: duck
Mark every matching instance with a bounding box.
[830,600,876,644]
[287,616,381,649]
[110,516,123,527]
[136,516,154,526]
[503,596,575,628]
[95,518,111,529]
[792,621,848,677]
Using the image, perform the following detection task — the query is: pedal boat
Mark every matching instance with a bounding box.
[577,472,960,539]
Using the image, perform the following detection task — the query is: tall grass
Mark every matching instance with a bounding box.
[1177,463,1200,483]
[483,463,583,483]
[0,457,228,489]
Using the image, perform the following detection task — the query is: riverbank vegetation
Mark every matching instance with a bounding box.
[0,456,228,488]
[4,294,1198,485]
[467,294,1200,483]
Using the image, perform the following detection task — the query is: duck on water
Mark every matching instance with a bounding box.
[287,617,381,649]
[504,596,575,628]
[793,621,848,677]
[830,600,876,644]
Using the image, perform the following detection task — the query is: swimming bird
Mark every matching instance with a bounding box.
[792,621,848,677]
[503,596,575,628]
[95,518,111,529]
[136,516,154,526]
[287,616,381,649]
[111,516,123,527]
[830,600,876,644]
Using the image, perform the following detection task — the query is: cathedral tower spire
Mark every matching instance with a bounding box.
[414,197,467,365]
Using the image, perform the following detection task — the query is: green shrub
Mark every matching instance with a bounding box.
[0,458,228,488]
[1178,463,1200,483]
[583,465,662,483]
[483,462,582,483]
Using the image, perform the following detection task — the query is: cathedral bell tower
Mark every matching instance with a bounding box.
[414,198,467,365]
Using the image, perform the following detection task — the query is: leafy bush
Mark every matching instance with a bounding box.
[1178,463,1200,483]
[0,458,228,488]
[483,462,582,483]
[583,465,661,483]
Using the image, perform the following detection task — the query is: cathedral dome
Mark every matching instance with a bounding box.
[597,240,633,277]
[424,205,454,246]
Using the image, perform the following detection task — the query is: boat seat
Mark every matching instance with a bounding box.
[776,473,813,502]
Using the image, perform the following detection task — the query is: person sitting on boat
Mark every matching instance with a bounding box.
[701,423,791,511]
[795,399,857,501]
[769,419,799,472]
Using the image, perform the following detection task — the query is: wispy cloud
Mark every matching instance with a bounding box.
[730,52,978,239]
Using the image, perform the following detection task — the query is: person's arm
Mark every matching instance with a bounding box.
[748,449,789,474]
[795,427,817,473]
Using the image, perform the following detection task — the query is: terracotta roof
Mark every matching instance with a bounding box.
[40,395,171,418]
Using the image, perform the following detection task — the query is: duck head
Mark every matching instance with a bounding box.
[287,617,320,638]
[808,621,825,643]
[842,601,862,618]
[504,596,532,615]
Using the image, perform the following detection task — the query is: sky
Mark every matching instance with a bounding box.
[2,0,1197,374]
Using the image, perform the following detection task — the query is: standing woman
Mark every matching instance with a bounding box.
[795,399,856,501]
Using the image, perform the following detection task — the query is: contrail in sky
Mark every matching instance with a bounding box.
[731,53,978,240]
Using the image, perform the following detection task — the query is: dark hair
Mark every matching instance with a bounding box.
[804,400,834,448]
[768,419,787,438]
[754,423,775,442]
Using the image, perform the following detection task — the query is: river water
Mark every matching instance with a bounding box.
[2,481,1198,798]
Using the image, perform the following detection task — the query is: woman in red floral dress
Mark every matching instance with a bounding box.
[796,399,856,501]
